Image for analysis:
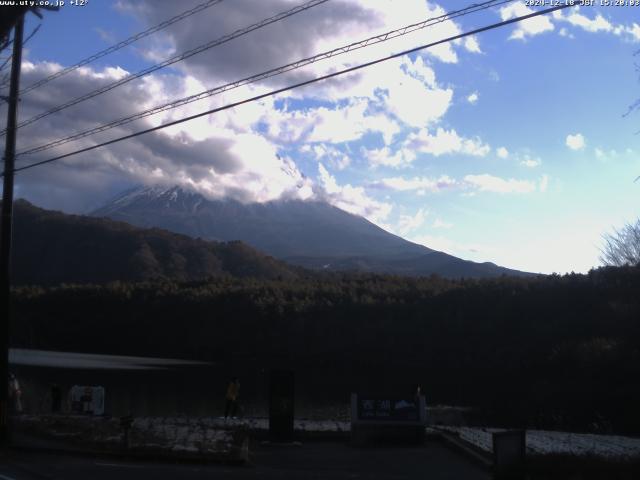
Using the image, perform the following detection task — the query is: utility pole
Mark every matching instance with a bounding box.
[0,13,24,447]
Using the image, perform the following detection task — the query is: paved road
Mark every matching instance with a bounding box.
[1,440,489,480]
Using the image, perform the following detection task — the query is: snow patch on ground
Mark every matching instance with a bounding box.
[438,426,640,461]
[222,417,350,433]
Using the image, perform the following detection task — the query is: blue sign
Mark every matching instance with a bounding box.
[357,397,419,421]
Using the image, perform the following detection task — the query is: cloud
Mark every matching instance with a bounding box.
[380,58,454,128]
[373,172,546,196]
[623,23,640,42]
[496,147,509,159]
[407,233,493,259]
[558,28,574,39]
[396,208,428,235]
[463,174,537,194]
[594,147,622,161]
[8,1,482,215]
[464,36,482,53]
[404,127,490,157]
[553,8,640,43]
[364,146,416,169]
[11,60,314,210]
[566,133,586,150]
[432,218,453,229]
[306,144,351,171]
[262,56,450,144]
[499,3,554,41]
[503,5,636,43]
[539,174,549,193]
[265,99,400,145]
[317,163,392,225]
[124,0,478,94]
[372,175,458,194]
[94,27,117,44]
[562,11,612,33]
[502,149,541,168]
[520,155,541,168]
[467,92,479,105]
[306,101,372,143]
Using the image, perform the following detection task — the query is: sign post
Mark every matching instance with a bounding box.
[351,393,426,445]
[268,370,294,442]
[492,430,526,479]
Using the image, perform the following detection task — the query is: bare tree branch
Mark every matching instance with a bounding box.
[600,219,640,267]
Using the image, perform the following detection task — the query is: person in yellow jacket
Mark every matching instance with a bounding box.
[224,377,240,419]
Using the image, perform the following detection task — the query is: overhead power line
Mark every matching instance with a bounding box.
[17,0,513,157]
[19,0,224,94]
[4,2,573,177]
[0,23,40,88]
[1,0,329,137]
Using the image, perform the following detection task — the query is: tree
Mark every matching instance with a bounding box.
[600,219,640,267]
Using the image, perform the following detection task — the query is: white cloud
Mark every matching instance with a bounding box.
[299,55,453,132]
[594,147,619,161]
[559,28,574,39]
[308,144,351,171]
[373,175,458,194]
[405,128,490,157]
[520,155,541,168]
[307,101,377,143]
[464,36,482,53]
[539,174,549,193]
[364,146,416,169]
[566,133,586,151]
[12,59,322,208]
[380,58,454,128]
[624,23,640,42]
[263,56,449,144]
[463,174,537,194]
[374,172,547,196]
[14,0,534,216]
[563,12,612,33]
[497,147,509,159]
[433,218,453,229]
[406,234,455,254]
[397,208,428,235]
[467,92,479,105]
[499,3,554,41]
[263,96,402,146]
[407,233,494,259]
[126,0,476,107]
[554,8,640,43]
[317,163,392,225]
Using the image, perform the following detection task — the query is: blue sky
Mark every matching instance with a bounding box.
[4,0,640,274]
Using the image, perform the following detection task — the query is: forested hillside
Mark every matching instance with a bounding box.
[12,266,640,434]
[8,200,299,284]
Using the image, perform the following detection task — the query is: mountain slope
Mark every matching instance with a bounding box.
[92,185,432,259]
[92,186,533,278]
[9,200,299,285]
[286,252,529,278]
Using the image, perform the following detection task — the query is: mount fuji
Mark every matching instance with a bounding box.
[91,185,532,278]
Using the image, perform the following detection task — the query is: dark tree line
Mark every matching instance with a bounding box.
[11,266,640,434]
